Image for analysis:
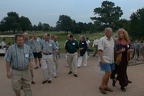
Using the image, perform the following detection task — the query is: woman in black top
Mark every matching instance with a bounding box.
[77,35,88,68]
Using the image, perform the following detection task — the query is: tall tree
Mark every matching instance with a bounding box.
[91,1,123,30]
[33,24,38,31]
[0,20,6,32]
[19,16,32,32]
[73,22,88,34]
[37,22,43,31]
[129,8,144,40]
[42,23,50,31]
[115,19,130,31]
[56,15,75,33]
[3,12,20,32]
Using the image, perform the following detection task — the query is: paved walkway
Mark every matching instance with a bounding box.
[0,54,144,96]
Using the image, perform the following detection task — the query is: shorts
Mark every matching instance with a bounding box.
[99,62,115,72]
[33,52,42,58]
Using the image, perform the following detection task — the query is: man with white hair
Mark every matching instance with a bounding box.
[98,27,115,94]
[41,33,56,84]
[23,32,35,84]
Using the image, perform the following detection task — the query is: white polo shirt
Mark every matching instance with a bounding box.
[98,36,114,64]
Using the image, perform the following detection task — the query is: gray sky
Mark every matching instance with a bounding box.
[0,0,144,26]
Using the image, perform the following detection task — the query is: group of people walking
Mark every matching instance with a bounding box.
[5,32,60,96]
[5,27,134,96]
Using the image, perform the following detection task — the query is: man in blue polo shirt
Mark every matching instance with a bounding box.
[5,34,34,96]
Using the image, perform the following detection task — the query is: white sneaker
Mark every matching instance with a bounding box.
[87,56,89,58]
[53,73,57,78]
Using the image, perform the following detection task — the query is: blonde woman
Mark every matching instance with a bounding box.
[77,35,88,68]
[115,28,133,92]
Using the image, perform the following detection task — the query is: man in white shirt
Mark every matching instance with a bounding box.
[98,27,115,94]
[92,36,99,57]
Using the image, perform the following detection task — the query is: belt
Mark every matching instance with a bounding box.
[43,53,52,55]
[12,67,27,71]
[68,52,76,54]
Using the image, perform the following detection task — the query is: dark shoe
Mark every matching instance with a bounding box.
[92,55,95,57]
[112,79,116,87]
[31,81,35,84]
[48,80,51,83]
[68,71,72,74]
[34,66,38,69]
[99,87,107,94]
[42,80,48,84]
[128,80,132,83]
[39,64,41,67]
[121,87,126,92]
[21,86,23,90]
[74,74,78,77]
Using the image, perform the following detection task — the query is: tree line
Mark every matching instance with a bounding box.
[0,1,144,40]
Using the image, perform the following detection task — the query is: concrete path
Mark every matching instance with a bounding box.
[0,54,144,96]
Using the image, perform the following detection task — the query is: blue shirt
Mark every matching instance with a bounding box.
[30,37,42,53]
[42,40,56,54]
[5,43,34,70]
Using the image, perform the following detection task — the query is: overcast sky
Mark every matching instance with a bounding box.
[0,0,144,26]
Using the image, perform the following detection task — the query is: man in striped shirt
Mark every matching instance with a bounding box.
[5,34,34,96]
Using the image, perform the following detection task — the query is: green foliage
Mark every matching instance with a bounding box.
[129,8,144,40]
[37,22,43,31]
[42,23,50,31]
[19,16,32,32]
[56,15,75,33]
[91,0,123,31]
[0,12,32,33]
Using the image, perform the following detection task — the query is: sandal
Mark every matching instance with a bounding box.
[99,87,107,94]
[105,87,113,92]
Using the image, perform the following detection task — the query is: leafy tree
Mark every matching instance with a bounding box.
[3,12,20,32]
[56,15,75,33]
[87,22,99,33]
[129,8,144,40]
[19,16,32,32]
[37,22,43,31]
[0,20,6,32]
[91,1,123,31]
[42,23,50,31]
[49,26,54,31]
[114,19,130,31]
[73,22,89,34]
[0,11,32,33]
[33,24,38,31]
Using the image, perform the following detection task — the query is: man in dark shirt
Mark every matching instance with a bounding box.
[65,34,79,77]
